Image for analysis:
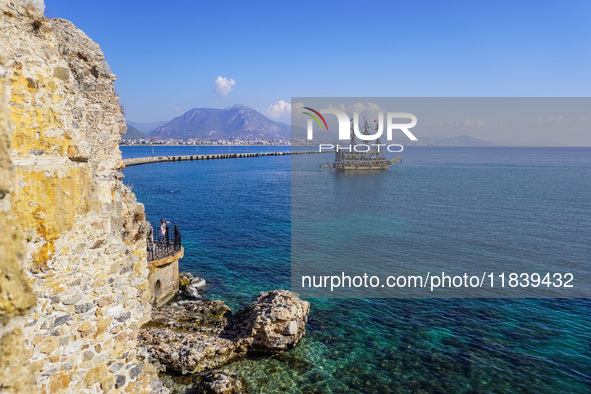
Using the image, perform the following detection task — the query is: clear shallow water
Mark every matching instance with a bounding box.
[122,146,591,393]
[291,146,591,298]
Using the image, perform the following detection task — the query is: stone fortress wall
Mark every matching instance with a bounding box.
[0,1,165,392]
[0,2,37,389]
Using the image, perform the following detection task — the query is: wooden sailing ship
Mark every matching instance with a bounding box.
[330,120,402,172]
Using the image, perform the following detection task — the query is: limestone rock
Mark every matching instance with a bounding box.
[23,0,45,12]
[182,285,200,299]
[179,273,191,287]
[192,276,206,289]
[151,300,231,333]
[139,290,309,377]
[196,371,249,394]
[138,328,245,375]
[179,271,205,299]
[139,300,242,374]
[231,290,309,351]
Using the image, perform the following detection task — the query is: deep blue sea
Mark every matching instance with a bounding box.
[122,145,591,393]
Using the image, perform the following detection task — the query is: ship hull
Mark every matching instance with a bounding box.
[334,155,401,172]
[336,163,393,172]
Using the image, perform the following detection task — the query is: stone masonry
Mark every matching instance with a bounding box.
[0,10,38,391]
[0,1,166,392]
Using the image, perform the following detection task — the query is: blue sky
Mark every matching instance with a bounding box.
[45,0,590,127]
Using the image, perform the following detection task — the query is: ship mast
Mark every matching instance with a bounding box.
[333,118,390,171]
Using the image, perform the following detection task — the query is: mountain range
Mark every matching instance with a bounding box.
[126,120,168,133]
[121,123,147,140]
[125,105,492,146]
[148,104,290,140]
[406,135,492,146]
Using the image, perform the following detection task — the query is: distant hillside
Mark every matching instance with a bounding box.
[127,120,168,133]
[440,135,492,146]
[293,133,492,146]
[414,135,492,146]
[121,123,147,140]
[150,104,290,140]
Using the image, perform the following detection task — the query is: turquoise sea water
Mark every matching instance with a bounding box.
[122,146,591,393]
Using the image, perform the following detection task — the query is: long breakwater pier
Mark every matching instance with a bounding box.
[123,149,331,167]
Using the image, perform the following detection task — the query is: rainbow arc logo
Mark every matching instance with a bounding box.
[302,107,328,131]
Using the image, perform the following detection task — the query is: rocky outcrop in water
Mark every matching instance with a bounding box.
[138,290,309,375]
[196,371,250,394]
[138,329,244,375]
[230,290,310,352]
[179,271,207,299]
[138,299,244,374]
[151,299,230,332]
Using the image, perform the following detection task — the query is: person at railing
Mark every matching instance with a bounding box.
[159,219,166,242]
[146,221,180,262]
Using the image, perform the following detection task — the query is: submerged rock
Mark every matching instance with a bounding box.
[196,371,249,394]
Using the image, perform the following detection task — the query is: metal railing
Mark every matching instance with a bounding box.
[147,224,181,261]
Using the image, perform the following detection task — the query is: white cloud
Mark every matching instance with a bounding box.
[326,102,386,121]
[347,102,384,115]
[264,100,291,119]
[214,76,236,96]
[464,118,486,127]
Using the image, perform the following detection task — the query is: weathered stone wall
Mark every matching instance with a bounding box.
[1,1,164,392]
[0,21,38,393]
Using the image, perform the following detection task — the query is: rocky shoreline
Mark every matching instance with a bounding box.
[138,276,310,393]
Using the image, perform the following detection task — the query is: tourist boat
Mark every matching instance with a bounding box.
[331,120,402,172]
